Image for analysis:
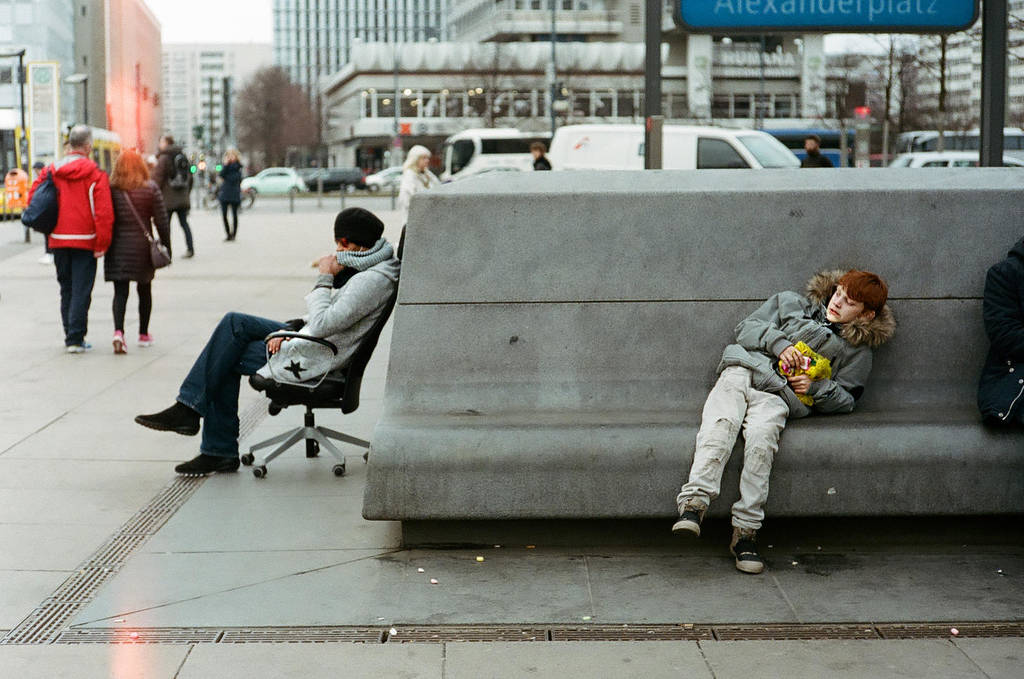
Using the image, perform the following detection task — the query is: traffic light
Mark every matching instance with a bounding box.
[215,164,222,172]
[190,165,197,174]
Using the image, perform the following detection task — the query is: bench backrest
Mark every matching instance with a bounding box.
[383,169,1023,418]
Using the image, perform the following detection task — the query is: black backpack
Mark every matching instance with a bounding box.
[168,153,190,190]
[21,168,59,235]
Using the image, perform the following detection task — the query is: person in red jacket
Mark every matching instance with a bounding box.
[29,125,114,352]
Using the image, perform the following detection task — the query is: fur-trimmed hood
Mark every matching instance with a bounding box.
[805,270,895,349]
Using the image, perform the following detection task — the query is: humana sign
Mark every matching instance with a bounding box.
[676,0,979,32]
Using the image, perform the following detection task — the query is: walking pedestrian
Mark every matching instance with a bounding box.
[531,141,552,171]
[218,149,243,241]
[397,145,439,223]
[153,134,195,258]
[27,125,114,353]
[105,149,171,354]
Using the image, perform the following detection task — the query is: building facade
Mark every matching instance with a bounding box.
[321,28,835,169]
[0,0,77,126]
[73,0,163,152]
[162,43,273,152]
[273,0,450,96]
[447,0,644,43]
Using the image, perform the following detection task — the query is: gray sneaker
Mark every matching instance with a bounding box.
[66,342,93,354]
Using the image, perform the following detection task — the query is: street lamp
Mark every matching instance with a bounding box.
[65,73,88,126]
[0,49,27,170]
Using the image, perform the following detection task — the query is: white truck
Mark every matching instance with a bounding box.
[548,124,800,170]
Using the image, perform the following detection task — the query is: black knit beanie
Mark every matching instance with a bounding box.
[333,207,384,247]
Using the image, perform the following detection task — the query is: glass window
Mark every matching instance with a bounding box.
[446,93,464,118]
[697,138,749,169]
[951,159,978,167]
[733,95,751,118]
[378,94,395,117]
[449,139,475,174]
[711,95,731,118]
[467,91,487,117]
[594,90,613,117]
[481,138,533,154]
[737,135,800,168]
[921,160,949,167]
[616,91,636,119]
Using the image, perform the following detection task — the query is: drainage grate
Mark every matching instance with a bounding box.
[876,622,1024,639]
[221,627,385,644]
[2,604,82,645]
[386,626,548,643]
[551,624,712,641]
[55,628,222,644]
[713,624,880,641]
[1,401,271,646]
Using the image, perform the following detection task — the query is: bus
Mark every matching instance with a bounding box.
[441,128,551,181]
[895,129,1024,159]
[766,128,854,167]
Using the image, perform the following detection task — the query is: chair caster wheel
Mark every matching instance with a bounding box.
[306,440,320,458]
[253,466,267,478]
[332,464,346,477]
[240,453,255,466]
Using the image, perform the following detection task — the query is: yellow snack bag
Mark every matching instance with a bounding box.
[778,341,831,406]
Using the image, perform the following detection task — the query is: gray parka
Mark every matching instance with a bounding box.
[717,270,896,419]
[257,257,400,384]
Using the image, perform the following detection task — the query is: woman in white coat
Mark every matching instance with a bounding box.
[397,145,440,223]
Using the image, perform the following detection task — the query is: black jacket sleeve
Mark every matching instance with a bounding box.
[982,260,1024,362]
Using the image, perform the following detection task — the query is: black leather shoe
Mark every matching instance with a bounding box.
[135,403,200,436]
[174,454,240,477]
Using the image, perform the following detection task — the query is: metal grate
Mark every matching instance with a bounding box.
[713,624,880,641]
[386,626,548,643]
[551,624,712,641]
[221,627,385,644]
[876,622,1024,639]
[55,628,222,644]
[1,401,271,646]
[2,604,82,645]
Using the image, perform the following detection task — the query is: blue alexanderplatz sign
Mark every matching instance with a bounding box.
[676,0,979,33]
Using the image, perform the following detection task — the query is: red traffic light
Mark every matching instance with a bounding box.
[854,106,871,119]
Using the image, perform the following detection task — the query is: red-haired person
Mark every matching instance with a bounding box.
[105,149,171,354]
[672,270,895,574]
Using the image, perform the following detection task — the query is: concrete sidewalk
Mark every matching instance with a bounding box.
[1,199,1022,678]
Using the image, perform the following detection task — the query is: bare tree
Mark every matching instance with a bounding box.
[235,67,317,169]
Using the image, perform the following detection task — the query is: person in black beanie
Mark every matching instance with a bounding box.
[135,208,400,477]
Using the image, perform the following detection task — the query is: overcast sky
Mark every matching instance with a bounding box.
[145,0,883,52]
[146,0,274,44]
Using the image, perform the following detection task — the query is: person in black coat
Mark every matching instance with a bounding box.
[531,141,552,171]
[978,236,1024,426]
[800,135,834,168]
[105,149,171,354]
[218,149,243,241]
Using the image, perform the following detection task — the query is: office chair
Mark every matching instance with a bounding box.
[243,288,398,478]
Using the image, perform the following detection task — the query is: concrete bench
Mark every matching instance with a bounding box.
[362,169,1024,522]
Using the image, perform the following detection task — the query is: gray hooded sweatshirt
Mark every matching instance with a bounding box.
[717,270,896,419]
[256,257,400,384]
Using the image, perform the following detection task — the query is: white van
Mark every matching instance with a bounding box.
[441,128,551,181]
[548,124,800,170]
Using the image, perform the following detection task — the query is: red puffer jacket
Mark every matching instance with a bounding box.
[28,153,114,253]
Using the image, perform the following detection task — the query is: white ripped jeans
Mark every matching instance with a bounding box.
[677,366,789,531]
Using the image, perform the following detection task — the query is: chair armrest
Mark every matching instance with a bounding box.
[263,331,338,356]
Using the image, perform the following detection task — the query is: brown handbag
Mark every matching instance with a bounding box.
[121,189,171,269]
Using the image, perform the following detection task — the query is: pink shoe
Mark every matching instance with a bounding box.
[138,333,154,347]
[113,331,127,354]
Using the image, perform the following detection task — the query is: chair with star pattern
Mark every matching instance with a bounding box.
[243,287,399,479]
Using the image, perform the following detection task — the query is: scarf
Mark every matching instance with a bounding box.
[335,238,393,272]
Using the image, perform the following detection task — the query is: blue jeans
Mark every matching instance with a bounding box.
[177,312,286,458]
[53,248,97,346]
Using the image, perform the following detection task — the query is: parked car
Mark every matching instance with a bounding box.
[888,152,1024,168]
[296,167,321,186]
[363,166,403,192]
[548,124,800,170]
[240,167,307,195]
[305,167,366,192]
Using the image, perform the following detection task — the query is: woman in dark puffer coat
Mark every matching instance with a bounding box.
[979,236,1024,426]
[104,149,171,354]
